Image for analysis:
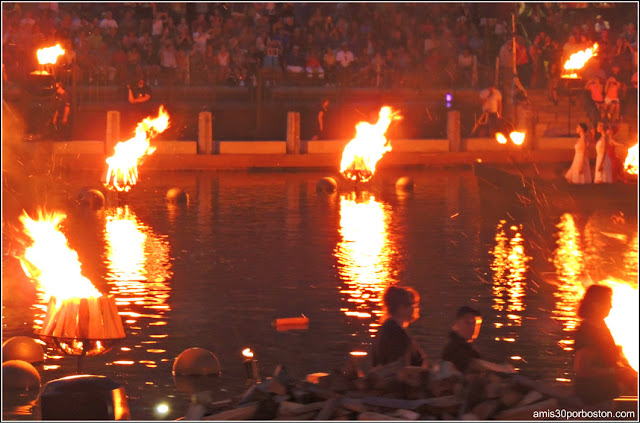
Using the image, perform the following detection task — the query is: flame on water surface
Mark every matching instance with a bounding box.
[340,107,401,182]
[18,209,102,303]
[104,106,170,192]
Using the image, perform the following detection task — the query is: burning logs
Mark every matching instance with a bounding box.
[38,296,125,356]
[184,359,573,420]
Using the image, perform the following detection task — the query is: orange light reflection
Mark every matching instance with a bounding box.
[103,206,172,364]
[334,192,396,339]
[491,220,530,353]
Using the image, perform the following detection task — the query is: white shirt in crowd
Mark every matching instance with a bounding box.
[336,49,355,68]
[480,87,502,114]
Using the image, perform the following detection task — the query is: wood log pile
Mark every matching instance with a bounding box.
[183,359,576,420]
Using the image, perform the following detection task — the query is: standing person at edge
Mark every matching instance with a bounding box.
[565,123,592,184]
[52,81,71,141]
[479,84,502,137]
[441,306,483,373]
[128,78,152,105]
[573,284,637,409]
[371,286,427,368]
[312,98,330,140]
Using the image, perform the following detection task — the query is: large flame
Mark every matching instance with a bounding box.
[36,44,65,65]
[105,106,170,192]
[624,143,638,175]
[340,106,401,182]
[19,209,102,301]
[603,279,638,372]
[562,43,598,79]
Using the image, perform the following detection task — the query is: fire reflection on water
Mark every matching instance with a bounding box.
[334,192,396,340]
[103,206,172,365]
[552,214,586,346]
[491,220,530,349]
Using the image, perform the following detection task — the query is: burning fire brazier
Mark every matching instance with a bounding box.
[38,295,125,357]
[19,209,126,363]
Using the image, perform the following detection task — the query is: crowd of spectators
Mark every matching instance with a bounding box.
[2,2,638,96]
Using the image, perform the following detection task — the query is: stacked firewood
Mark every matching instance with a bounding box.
[183,360,572,420]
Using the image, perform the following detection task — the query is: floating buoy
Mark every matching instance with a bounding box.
[166,188,189,204]
[272,315,309,331]
[77,188,105,210]
[316,177,337,194]
[2,360,41,391]
[173,347,221,376]
[2,336,44,365]
[395,176,414,192]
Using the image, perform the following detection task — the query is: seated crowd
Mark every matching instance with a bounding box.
[2,3,637,93]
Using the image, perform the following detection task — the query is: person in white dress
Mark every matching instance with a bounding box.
[594,122,614,183]
[565,123,592,184]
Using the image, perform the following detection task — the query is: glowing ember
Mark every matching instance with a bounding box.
[340,106,402,182]
[30,70,51,75]
[603,280,638,372]
[242,348,254,358]
[105,106,170,192]
[562,43,598,78]
[495,133,508,144]
[509,132,525,145]
[19,209,102,301]
[624,143,638,175]
[36,44,65,65]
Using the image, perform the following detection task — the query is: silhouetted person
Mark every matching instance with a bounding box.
[442,306,482,373]
[371,286,427,367]
[312,98,330,140]
[128,78,152,104]
[574,284,637,408]
[52,81,71,140]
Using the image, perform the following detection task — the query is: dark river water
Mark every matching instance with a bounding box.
[2,167,637,420]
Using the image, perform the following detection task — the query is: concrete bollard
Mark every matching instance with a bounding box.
[286,111,300,154]
[105,110,120,155]
[198,111,213,154]
[447,110,461,152]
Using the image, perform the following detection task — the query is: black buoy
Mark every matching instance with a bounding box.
[166,188,189,204]
[40,375,130,420]
[316,177,337,194]
[77,188,105,210]
[395,176,414,193]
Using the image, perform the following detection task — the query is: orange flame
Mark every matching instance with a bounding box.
[495,132,525,145]
[562,44,598,78]
[624,143,638,175]
[340,107,402,182]
[36,44,65,65]
[495,133,508,144]
[603,279,638,372]
[18,209,102,301]
[242,348,254,358]
[510,132,525,145]
[105,106,170,192]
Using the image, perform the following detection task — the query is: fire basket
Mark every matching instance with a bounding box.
[38,295,126,372]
